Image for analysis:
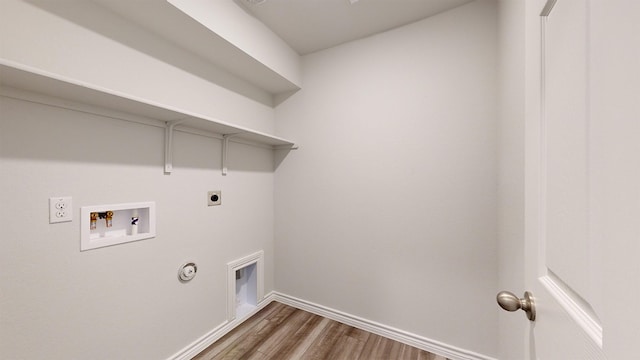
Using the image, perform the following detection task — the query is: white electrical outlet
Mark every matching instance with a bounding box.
[49,197,72,223]
[207,191,221,206]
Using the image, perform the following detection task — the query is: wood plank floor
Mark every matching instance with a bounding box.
[193,302,450,360]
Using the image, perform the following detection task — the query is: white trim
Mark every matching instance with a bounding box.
[166,291,496,360]
[167,292,276,360]
[540,0,557,16]
[226,251,265,321]
[272,293,497,360]
[538,3,603,350]
[539,275,603,347]
[538,8,549,278]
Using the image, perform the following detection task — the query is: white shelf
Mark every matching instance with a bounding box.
[91,0,301,95]
[0,61,297,174]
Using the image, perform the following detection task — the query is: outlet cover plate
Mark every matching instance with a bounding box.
[208,191,221,206]
[49,196,72,223]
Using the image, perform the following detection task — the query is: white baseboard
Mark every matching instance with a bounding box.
[167,291,496,360]
[167,292,277,360]
[272,293,497,360]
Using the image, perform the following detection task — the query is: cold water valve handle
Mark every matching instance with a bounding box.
[497,291,536,321]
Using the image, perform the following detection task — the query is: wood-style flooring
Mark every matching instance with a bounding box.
[193,301,449,360]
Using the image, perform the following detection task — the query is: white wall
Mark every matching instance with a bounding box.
[0,1,513,358]
[0,96,276,360]
[591,2,640,357]
[497,0,526,359]
[0,1,279,359]
[274,1,499,357]
[0,0,276,131]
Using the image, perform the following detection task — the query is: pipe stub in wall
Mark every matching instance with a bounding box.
[178,262,197,282]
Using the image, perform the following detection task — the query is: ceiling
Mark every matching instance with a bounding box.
[28,0,475,101]
[236,0,474,55]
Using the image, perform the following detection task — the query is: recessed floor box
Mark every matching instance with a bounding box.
[227,251,264,321]
[80,202,155,251]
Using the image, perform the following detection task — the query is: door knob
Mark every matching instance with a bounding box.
[496,291,536,321]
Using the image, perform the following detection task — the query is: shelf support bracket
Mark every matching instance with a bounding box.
[164,119,187,174]
[222,134,241,176]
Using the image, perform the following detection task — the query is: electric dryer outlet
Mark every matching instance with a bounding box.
[208,191,221,206]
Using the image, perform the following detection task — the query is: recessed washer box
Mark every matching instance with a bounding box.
[80,202,156,251]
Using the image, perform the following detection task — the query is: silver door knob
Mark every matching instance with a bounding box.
[496,291,536,321]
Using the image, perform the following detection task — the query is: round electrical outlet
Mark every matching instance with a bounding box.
[207,191,221,206]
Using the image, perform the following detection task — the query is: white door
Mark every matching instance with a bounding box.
[518,0,640,359]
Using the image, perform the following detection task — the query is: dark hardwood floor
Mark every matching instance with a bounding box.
[193,301,449,360]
